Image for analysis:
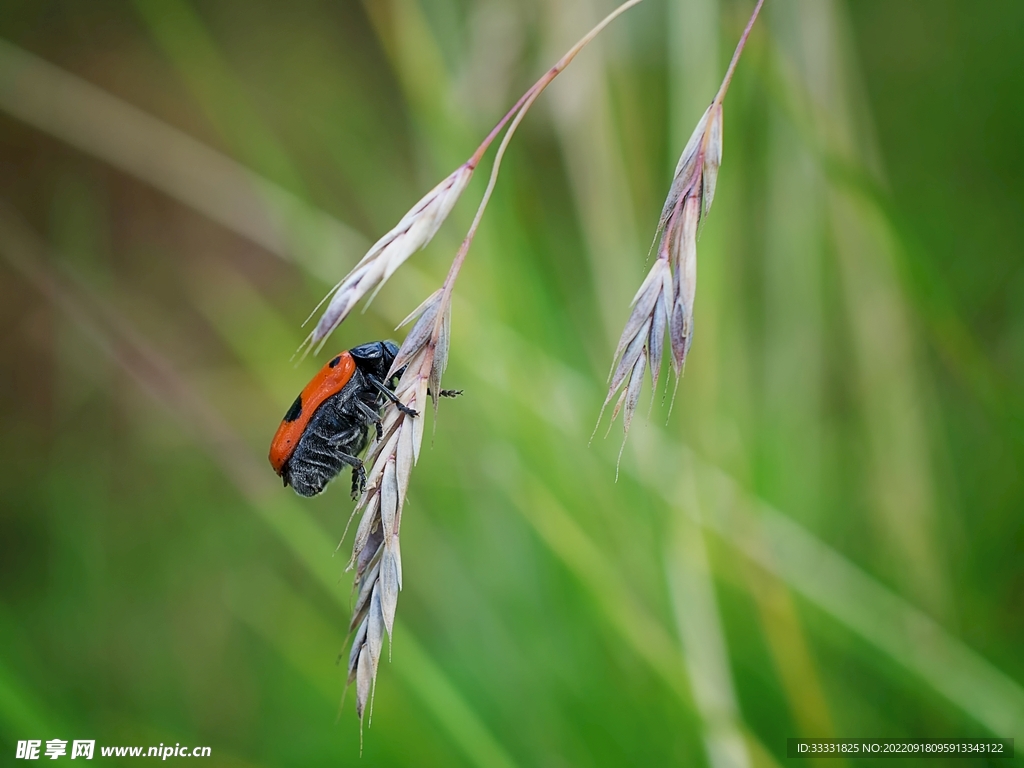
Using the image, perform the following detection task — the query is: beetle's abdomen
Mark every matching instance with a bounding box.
[282,382,372,497]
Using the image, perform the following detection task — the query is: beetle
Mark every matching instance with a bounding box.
[269,340,414,498]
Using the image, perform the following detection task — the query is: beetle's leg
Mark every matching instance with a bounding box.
[365,374,418,418]
[428,387,463,398]
[326,427,361,447]
[318,436,366,499]
[353,399,384,441]
[332,451,366,499]
[350,464,367,499]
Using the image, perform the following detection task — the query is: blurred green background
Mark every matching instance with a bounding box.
[1,0,1022,765]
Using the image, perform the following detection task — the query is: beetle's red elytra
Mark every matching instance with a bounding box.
[268,351,357,474]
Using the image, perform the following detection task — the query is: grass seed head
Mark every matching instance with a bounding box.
[344,289,451,723]
[304,164,472,354]
[599,97,721,453]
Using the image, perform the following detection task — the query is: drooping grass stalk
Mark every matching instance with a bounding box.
[303,0,645,355]
[712,0,765,109]
[598,0,765,459]
[468,0,645,169]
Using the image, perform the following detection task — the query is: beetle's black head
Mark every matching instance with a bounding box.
[349,340,402,381]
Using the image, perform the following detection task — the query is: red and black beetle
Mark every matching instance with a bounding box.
[269,341,414,498]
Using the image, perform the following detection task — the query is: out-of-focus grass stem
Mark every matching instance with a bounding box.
[0,39,366,279]
[666,492,751,768]
[131,0,307,194]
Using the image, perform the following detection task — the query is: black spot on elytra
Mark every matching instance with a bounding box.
[284,395,303,422]
[329,356,342,368]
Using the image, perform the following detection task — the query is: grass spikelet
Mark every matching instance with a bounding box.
[302,165,473,356]
[598,0,764,455]
[343,286,460,729]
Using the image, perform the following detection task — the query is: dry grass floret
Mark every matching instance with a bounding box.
[304,169,472,355]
